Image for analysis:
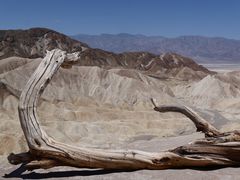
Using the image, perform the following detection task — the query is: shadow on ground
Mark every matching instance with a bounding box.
[3,164,235,179]
[3,164,136,179]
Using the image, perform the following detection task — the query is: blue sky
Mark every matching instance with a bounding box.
[0,0,240,39]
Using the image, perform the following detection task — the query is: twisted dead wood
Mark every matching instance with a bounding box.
[8,49,240,171]
[150,98,221,137]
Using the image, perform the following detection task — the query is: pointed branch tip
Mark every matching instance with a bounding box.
[150,98,158,108]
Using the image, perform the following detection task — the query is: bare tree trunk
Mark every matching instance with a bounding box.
[8,49,240,170]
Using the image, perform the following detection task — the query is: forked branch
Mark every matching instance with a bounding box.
[150,98,222,137]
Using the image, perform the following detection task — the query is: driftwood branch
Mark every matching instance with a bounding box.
[150,98,221,137]
[8,49,240,171]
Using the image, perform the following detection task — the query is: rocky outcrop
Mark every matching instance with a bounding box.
[78,50,213,80]
[0,28,88,59]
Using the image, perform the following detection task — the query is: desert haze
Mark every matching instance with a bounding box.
[1,28,240,179]
[73,33,240,63]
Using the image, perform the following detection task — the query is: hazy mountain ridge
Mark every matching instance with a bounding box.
[72,33,240,63]
[0,28,212,80]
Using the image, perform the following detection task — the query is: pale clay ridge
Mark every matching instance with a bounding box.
[174,74,240,109]
[0,58,176,108]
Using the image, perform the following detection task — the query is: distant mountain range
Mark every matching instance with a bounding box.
[0,28,211,81]
[72,33,240,63]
